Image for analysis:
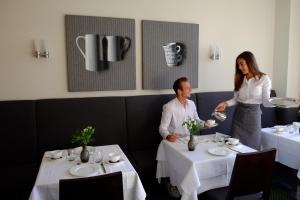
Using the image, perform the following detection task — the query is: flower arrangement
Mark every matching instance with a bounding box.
[182,118,203,135]
[72,126,95,146]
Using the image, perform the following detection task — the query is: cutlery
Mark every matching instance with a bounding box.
[100,161,106,173]
[226,146,242,153]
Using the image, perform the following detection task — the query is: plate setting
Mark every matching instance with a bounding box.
[69,163,99,177]
[207,147,230,156]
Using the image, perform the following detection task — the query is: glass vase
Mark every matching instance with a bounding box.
[188,134,195,151]
[80,145,89,163]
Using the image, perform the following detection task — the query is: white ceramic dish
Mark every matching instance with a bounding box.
[208,123,218,128]
[104,158,125,165]
[226,141,241,146]
[227,138,239,145]
[69,163,99,177]
[293,122,300,127]
[207,147,230,156]
[46,150,63,159]
[273,125,286,133]
[108,153,121,162]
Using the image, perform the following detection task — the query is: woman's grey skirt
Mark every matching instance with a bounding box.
[231,102,262,150]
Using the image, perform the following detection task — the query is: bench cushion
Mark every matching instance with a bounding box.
[0,100,37,164]
[36,97,127,158]
[126,94,196,151]
[196,92,236,135]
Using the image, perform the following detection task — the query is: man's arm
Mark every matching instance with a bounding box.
[159,104,172,139]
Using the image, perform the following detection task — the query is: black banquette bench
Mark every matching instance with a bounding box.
[2,90,298,199]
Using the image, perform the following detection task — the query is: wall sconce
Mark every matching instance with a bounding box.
[33,40,49,58]
[209,45,220,60]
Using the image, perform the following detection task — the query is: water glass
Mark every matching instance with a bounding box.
[94,151,103,163]
[67,149,75,161]
[89,150,95,164]
[287,125,294,134]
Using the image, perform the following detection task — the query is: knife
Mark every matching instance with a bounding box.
[227,146,242,153]
[101,161,106,173]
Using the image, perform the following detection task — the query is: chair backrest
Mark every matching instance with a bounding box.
[227,148,276,200]
[59,171,123,200]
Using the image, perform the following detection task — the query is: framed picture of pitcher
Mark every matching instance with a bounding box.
[142,20,199,90]
[65,15,136,92]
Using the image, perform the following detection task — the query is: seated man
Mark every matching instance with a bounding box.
[159,77,209,142]
[159,77,210,198]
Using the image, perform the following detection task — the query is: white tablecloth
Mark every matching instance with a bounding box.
[156,134,256,200]
[29,145,146,200]
[261,127,300,179]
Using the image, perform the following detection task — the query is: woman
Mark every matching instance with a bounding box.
[216,51,273,149]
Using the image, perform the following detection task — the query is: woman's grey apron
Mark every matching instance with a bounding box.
[231,103,262,150]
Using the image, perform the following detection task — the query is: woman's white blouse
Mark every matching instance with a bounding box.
[226,75,274,107]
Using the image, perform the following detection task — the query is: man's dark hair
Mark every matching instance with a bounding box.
[173,77,188,95]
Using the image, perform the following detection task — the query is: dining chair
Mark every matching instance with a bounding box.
[201,148,276,200]
[59,171,123,200]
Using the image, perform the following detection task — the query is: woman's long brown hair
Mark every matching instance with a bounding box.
[234,51,265,91]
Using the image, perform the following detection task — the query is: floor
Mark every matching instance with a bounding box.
[144,163,300,200]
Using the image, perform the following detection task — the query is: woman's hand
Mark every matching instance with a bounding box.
[166,134,177,142]
[215,102,227,111]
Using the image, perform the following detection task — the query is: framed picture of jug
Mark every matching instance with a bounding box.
[65,15,136,91]
[142,20,199,90]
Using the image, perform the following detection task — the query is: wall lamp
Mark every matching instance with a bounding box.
[209,45,221,60]
[33,40,49,58]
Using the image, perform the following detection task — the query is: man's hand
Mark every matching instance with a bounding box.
[204,122,211,129]
[166,134,177,142]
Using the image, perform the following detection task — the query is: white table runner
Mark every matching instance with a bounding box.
[29,145,146,200]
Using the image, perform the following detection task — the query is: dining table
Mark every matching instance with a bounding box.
[29,144,146,200]
[261,126,300,179]
[156,133,256,200]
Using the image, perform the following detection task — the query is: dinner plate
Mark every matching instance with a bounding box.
[207,147,230,156]
[69,163,99,177]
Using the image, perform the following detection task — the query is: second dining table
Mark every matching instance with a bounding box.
[29,144,146,200]
[156,133,256,200]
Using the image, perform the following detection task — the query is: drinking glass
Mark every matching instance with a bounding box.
[62,150,68,160]
[89,150,95,164]
[67,149,75,161]
[94,151,103,163]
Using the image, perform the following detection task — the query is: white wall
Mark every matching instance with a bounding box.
[0,0,276,100]
[287,0,300,98]
[272,0,290,97]
[273,0,300,98]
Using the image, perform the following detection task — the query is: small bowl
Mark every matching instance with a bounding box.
[49,150,63,159]
[274,125,285,132]
[108,153,121,163]
[227,138,239,145]
[293,122,300,127]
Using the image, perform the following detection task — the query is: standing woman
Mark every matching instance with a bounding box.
[215,51,273,149]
